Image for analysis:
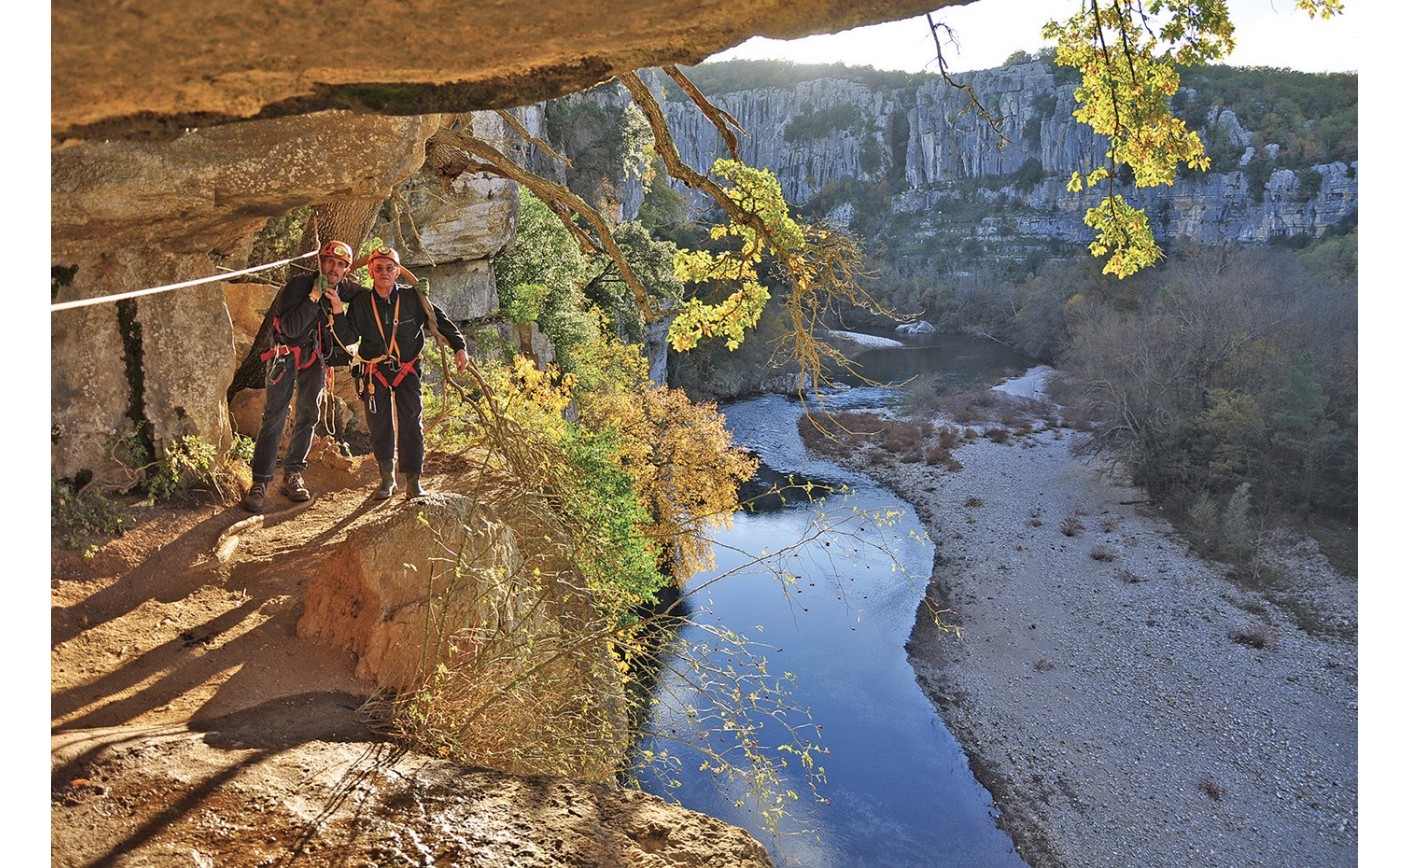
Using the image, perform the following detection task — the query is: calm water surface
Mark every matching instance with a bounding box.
[638,333,1034,867]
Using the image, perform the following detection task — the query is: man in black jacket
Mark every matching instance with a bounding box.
[240,240,360,513]
[332,245,469,499]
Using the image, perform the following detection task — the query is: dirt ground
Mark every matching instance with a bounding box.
[49,445,771,867]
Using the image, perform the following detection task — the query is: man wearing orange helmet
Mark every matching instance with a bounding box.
[332,245,470,499]
[240,240,361,513]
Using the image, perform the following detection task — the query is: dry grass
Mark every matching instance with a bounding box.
[1198,775,1225,801]
[924,445,952,466]
[1060,516,1085,537]
[1090,543,1118,562]
[936,426,963,450]
[1229,623,1279,651]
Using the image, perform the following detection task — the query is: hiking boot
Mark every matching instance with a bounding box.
[374,460,397,500]
[240,481,268,513]
[282,471,311,502]
[405,473,427,498]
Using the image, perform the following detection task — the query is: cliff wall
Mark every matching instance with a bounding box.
[656,61,1357,275]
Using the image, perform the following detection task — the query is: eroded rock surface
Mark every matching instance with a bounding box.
[52,727,774,868]
[52,0,949,142]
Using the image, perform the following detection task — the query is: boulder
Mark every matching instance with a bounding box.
[896,320,938,335]
[411,258,501,322]
[298,494,526,689]
[297,493,626,780]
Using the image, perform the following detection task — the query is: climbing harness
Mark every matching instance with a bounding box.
[259,305,325,385]
[351,288,423,415]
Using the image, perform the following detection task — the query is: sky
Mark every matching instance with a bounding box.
[709,0,1364,74]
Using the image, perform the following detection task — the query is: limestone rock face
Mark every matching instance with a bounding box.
[53,112,439,254]
[371,109,539,323]
[298,494,526,689]
[658,61,1357,261]
[221,282,279,360]
[52,250,240,483]
[412,258,502,322]
[52,0,948,141]
[297,493,626,780]
[667,76,892,205]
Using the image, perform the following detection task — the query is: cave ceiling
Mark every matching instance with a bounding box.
[52,0,963,145]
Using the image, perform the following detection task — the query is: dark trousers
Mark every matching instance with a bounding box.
[251,354,326,483]
[364,362,424,474]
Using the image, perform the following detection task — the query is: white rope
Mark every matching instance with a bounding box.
[50,249,319,313]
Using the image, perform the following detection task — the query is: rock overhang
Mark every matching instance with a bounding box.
[52,0,961,144]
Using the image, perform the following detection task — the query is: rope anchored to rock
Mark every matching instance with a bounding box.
[50,249,320,313]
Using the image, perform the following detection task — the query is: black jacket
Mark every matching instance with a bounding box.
[331,284,466,364]
[271,271,361,365]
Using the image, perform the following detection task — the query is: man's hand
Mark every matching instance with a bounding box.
[454,348,470,372]
[328,290,344,315]
[416,277,431,296]
[310,273,327,302]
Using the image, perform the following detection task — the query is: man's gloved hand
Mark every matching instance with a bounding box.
[311,272,327,302]
[416,277,430,296]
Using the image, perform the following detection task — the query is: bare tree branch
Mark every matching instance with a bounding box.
[494,109,574,168]
[926,13,1012,147]
[428,125,656,319]
[662,65,746,162]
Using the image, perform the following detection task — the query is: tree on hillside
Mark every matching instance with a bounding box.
[1061,243,1355,519]
[1042,0,1344,277]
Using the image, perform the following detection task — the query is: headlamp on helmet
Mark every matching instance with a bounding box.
[319,240,353,265]
[367,245,401,267]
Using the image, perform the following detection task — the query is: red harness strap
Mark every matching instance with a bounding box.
[363,290,419,391]
[369,358,419,391]
[260,316,323,372]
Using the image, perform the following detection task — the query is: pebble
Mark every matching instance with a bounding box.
[843,422,1358,868]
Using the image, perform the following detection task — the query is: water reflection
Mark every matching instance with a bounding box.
[638,370,1027,867]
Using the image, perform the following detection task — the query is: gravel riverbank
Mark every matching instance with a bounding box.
[833,381,1358,867]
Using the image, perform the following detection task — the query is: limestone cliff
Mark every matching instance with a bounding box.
[657,60,1357,274]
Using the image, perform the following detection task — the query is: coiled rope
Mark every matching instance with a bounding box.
[50,249,319,313]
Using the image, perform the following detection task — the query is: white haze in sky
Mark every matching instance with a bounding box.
[709,0,1363,74]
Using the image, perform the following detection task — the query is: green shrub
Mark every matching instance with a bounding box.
[52,480,131,550]
[1220,482,1257,567]
[502,282,550,325]
[145,434,237,502]
[228,434,255,465]
[561,428,668,615]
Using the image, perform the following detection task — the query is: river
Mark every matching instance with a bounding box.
[637,333,1036,867]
